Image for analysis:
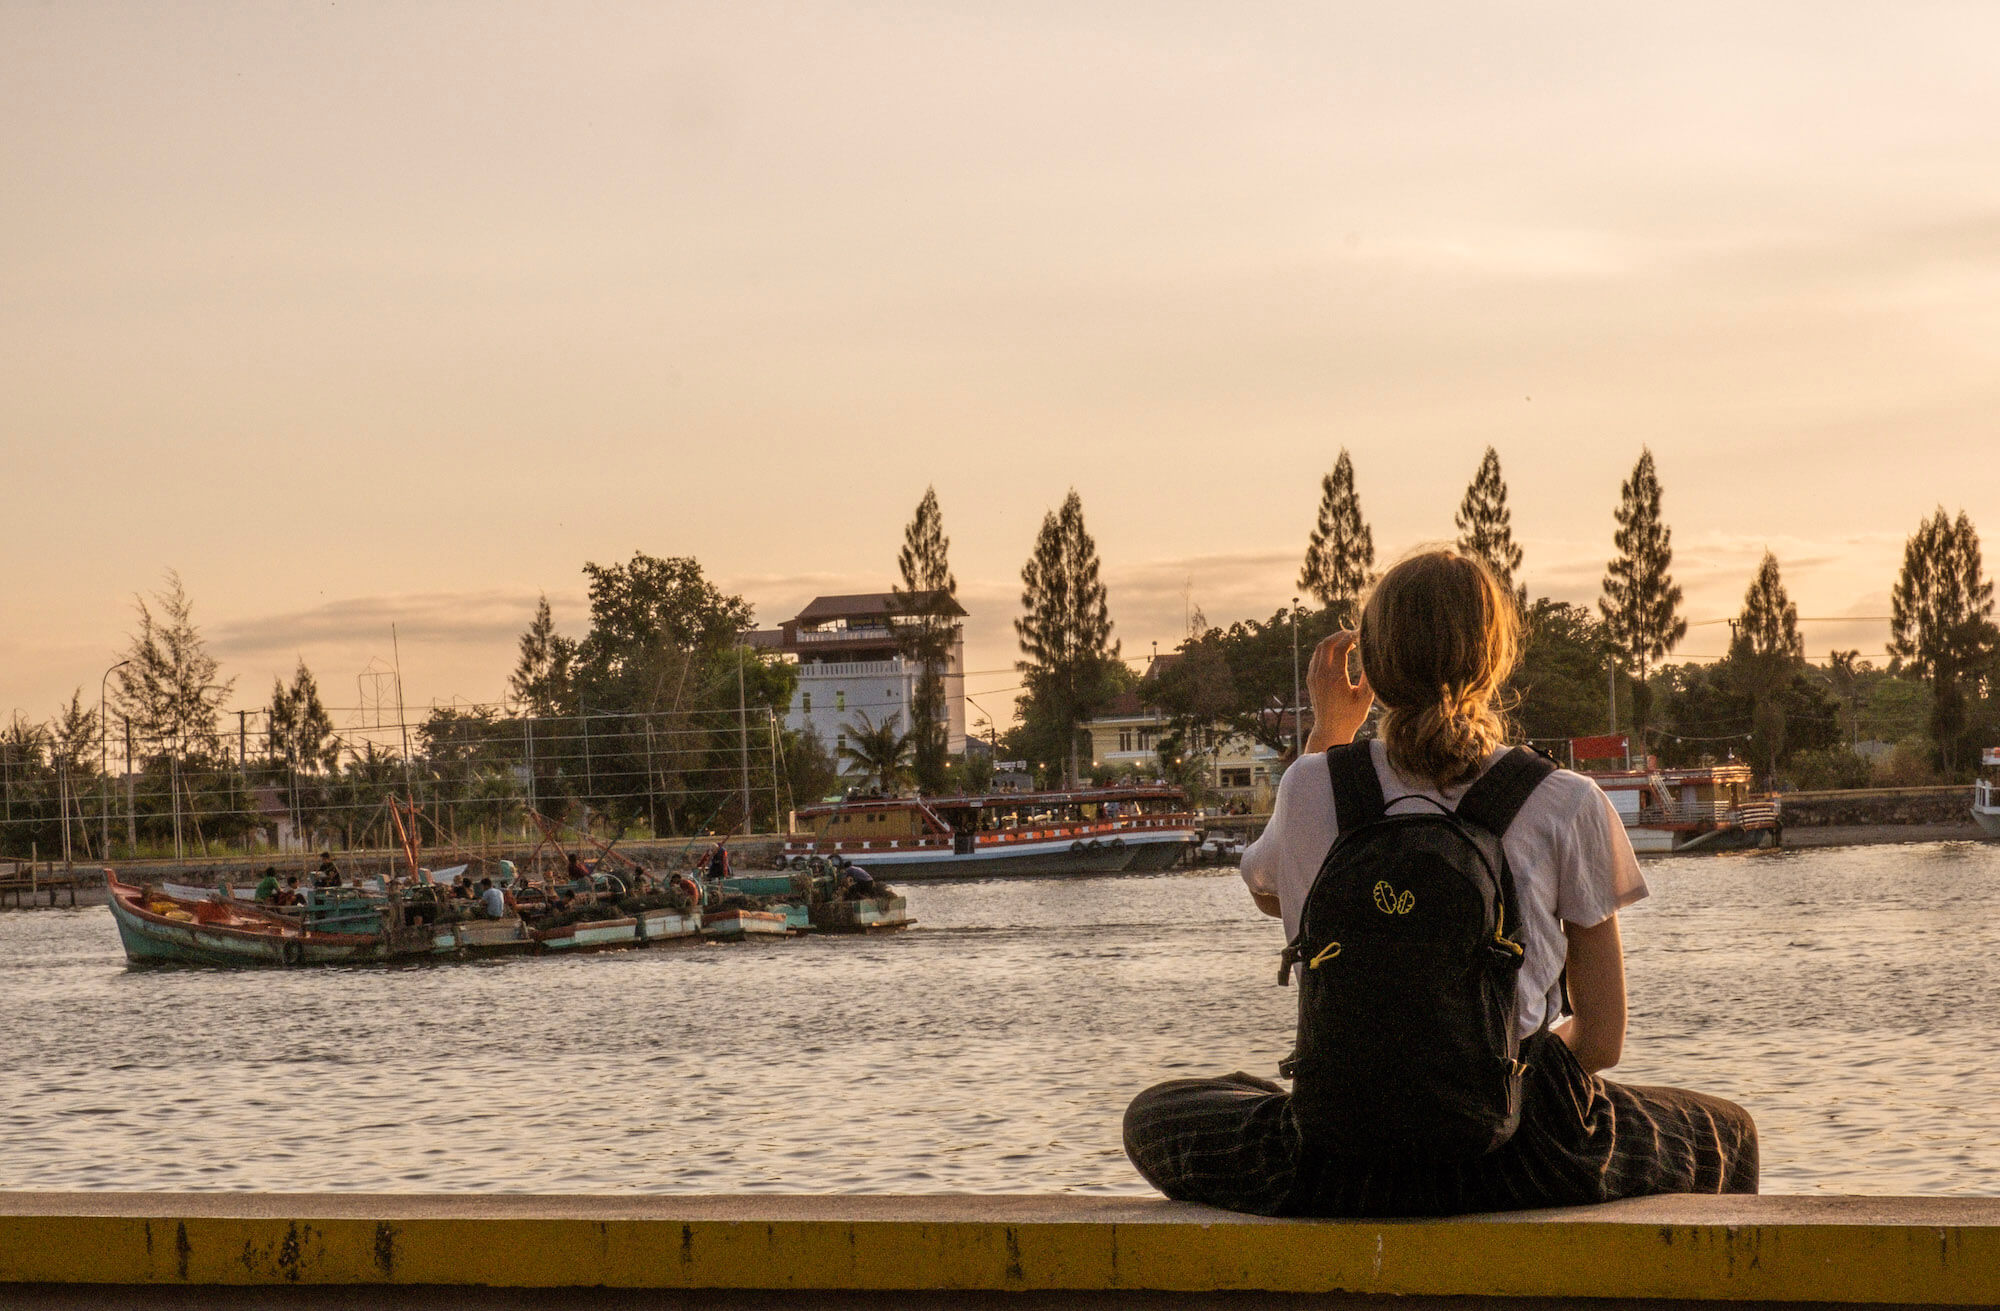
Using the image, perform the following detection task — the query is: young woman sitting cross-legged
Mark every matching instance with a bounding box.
[1123,547,1757,1216]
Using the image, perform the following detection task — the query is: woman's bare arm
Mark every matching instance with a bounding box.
[1552,913,1627,1073]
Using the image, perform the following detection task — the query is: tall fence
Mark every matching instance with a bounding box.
[0,704,810,862]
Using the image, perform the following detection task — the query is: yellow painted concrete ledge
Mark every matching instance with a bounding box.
[2,1193,1997,1304]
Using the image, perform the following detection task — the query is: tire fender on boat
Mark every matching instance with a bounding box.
[1086,839,1104,852]
[280,939,302,967]
[1070,840,1087,854]
[1109,837,1126,850]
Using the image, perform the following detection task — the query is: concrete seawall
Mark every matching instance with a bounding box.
[5,1193,2000,1307]
[1776,785,1973,829]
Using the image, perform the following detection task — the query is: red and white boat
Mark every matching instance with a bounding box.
[781,784,1199,879]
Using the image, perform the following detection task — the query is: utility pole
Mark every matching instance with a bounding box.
[100,657,131,859]
[737,637,752,834]
[1290,597,1303,758]
[524,717,537,817]
[768,707,781,834]
[124,717,136,851]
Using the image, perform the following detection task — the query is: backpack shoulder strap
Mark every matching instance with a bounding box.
[1455,746,1557,838]
[1324,741,1386,832]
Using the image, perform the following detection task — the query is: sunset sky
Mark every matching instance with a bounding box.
[6,3,1999,735]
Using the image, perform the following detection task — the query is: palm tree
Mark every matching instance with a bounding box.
[837,712,914,793]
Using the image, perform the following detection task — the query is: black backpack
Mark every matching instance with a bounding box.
[1277,742,1555,1160]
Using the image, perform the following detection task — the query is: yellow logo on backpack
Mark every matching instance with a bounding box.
[1372,880,1415,915]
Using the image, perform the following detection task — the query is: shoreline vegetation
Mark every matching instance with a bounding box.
[5,456,1996,868]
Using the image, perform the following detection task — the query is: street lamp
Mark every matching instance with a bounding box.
[962,693,1000,752]
[99,658,132,859]
[1290,597,1303,758]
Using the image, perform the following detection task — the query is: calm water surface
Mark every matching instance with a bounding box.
[4,841,1999,1195]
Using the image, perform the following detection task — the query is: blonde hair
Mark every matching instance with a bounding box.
[1357,548,1521,789]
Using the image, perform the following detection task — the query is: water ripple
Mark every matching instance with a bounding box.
[3,848,1999,1194]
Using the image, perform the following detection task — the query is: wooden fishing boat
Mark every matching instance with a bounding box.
[106,875,434,967]
[808,893,912,933]
[532,906,703,953]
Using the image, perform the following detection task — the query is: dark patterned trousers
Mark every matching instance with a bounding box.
[1122,1031,1758,1217]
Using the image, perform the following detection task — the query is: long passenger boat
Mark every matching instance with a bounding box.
[781,784,1199,879]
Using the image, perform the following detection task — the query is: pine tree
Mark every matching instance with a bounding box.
[1729,551,1803,784]
[114,570,234,763]
[1737,551,1803,660]
[891,486,961,795]
[1454,446,1525,602]
[1890,507,1998,772]
[1598,449,1685,741]
[1016,489,1121,786]
[267,660,335,773]
[1298,450,1375,625]
[510,594,576,717]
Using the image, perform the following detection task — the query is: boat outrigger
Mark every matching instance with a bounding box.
[781,783,1199,878]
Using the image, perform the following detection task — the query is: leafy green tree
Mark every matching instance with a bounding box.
[1851,663,1931,746]
[892,486,961,795]
[1298,450,1375,625]
[1455,446,1525,602]
[837,711,913,793]
[1890,507,1998,773]
[1016,490,1122,786]
[510,594,576,717]
[1651,661,1839,777]
[575,553,751,700]
[1599,450,1685,742]
[1144,608,1344,759]
[555,552,781,831]
[1510,600,1612,743]
[1726,552,1805,785]
[783,726,841,808]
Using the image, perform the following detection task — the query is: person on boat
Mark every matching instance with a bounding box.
[272,874,302,907]
[834,859,876,901]
[565,852,591,885]
[1121,547,1757,1217]
[706,843,731,882]
[253,867,280,903]
[313,851,341,889]
[476,877,509,919]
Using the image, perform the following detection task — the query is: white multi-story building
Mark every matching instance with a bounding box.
[751,592,966,771]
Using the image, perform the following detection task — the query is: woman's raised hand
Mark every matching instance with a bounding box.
[1304,630,1373,753]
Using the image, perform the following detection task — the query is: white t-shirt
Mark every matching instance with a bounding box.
[479,886,507,919]
[1240,740,1647,1038]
